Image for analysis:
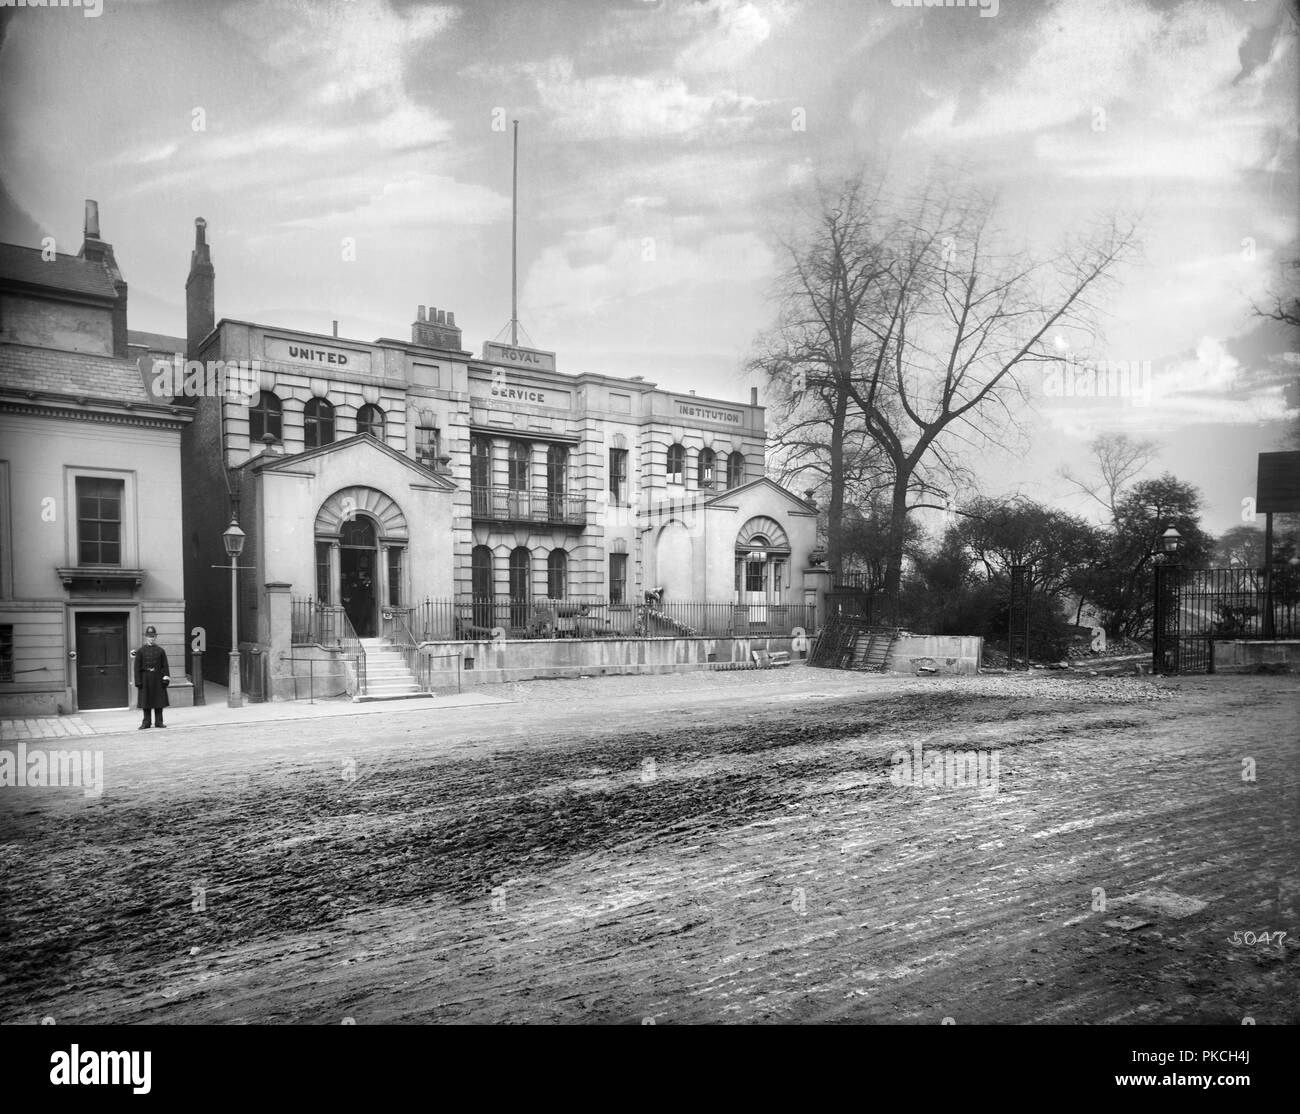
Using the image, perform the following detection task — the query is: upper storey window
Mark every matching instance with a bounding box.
[304,397,335,449]
[250,392,283,444]
[698,448,716,490]
[666,443,685,483]
[356,404,384,440]
[727,451,745,489]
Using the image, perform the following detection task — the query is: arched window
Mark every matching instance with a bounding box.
[508,546,531,629]
[304,397,335,449]
[727,451,745,489]
[249,391,282,444]
[471,545,495,629]
[356,404,384,439]
[666,443,685,482]
[547,549,568,600]
[698,447,716,489]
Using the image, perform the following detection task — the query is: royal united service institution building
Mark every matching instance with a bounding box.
[179,217,827,693]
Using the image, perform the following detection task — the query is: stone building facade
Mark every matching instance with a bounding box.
[176,218,824,677]
[0,203,192,714]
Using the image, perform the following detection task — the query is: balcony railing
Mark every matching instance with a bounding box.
[471,485,586,527]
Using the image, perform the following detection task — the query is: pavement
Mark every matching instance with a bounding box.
[1,678,510,741]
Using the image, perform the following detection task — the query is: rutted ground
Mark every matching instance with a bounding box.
[1,669,1295,1024]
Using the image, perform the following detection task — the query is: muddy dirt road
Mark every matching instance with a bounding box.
[1,668,1296,1024]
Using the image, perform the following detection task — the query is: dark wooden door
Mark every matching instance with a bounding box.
[75,613,128,709]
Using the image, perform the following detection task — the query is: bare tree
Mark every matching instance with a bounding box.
[1059,432,1161,523]
[752,172,898,580]
[851,185,1141,606]
[756,169,1139,603]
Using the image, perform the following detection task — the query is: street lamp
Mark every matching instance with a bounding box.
[1151,526,1183,675]
[1156,526,1182,557]
[223,517,246,708]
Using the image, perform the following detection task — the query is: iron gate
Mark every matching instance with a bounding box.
[1153,565,1299,675]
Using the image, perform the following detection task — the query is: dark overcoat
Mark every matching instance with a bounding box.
[135,643,170,709]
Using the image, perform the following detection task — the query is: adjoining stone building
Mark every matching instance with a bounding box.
[176,217,826,693]
[0,202,193,715]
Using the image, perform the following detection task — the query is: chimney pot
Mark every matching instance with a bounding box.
[750,386,759,406]
[447,311,455,327]
[417,305,426,322]
[436,309,446,325]
[332,320,338,337]
[84,200,100,240]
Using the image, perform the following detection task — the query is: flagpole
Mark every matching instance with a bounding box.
[511,119,519,347]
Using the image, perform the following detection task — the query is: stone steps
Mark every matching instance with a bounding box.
[356,638,427,700]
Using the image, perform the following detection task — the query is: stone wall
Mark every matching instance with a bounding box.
[415,634,809,687]
[1211,639,1300,674]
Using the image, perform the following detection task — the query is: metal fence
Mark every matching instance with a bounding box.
[1153,564,1300,674]
[290,598,366,691]
[292,598,351,646]
[402,597,817,641]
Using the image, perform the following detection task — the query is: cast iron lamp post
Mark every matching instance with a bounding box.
[223,517,246,708]
[1151,527,1183,675]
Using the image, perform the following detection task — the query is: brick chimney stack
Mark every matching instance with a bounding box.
[186,217,215,358]
[77,199,129,358]
[411,304,463,351]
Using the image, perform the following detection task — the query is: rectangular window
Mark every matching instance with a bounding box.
[77,477,123,566]
[416,427,440,465]
[388,547,402,607]
[745,558,766,593]
[772,559,784,602]
[609,448,628,504]
[0,624,12,682]
[508,441,531,491]
[609,553,628,604]
[315,542,330,604]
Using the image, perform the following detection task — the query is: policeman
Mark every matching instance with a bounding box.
[134,625,170,729]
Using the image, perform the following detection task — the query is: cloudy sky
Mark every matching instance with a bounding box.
[1,0,1296,535]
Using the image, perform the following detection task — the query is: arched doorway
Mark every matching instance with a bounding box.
[735,516,791,624]
[315,486,410,641]
[339,517,378,636]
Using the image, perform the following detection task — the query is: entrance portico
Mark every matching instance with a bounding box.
[313,484,414,640]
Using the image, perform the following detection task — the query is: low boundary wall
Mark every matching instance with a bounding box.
[418,635,806,686]
[886,635,983,675]
[406,632,982,686]
[1211,639,1300,674]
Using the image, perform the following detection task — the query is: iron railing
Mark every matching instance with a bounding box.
[290,597,367,693]
[470,485,587,527]
[407,597,816,640]
[1153,564,1300,674]
[277,654,367,703]
[388,608,430,693]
